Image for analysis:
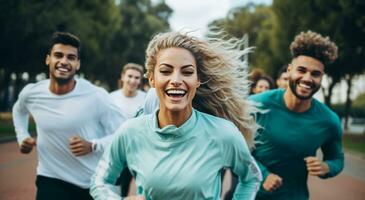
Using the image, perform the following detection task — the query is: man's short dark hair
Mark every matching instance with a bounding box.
[290,31,338,65]
[49,32,81,58]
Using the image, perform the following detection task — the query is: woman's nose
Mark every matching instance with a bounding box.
[170,73,182,86]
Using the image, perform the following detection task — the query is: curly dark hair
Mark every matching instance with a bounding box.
[290,31,338,65]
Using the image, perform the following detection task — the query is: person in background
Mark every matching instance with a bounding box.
[109,63,147,196]
[225,74,274,200]
[142,77,152,92]
[250,75,275,94]
[110,63,146,119]
[91,31,262,200]
[276,64,289,89]
[250,31,344,200]
[12,32,125,200]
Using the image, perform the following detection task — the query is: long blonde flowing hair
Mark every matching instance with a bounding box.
[145,31,257,148]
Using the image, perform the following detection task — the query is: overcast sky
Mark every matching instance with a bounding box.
[162,0,272,38]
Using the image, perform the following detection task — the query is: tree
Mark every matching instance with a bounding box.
[0,0,122,110]
[353,92,365,109]
[91,0,172,90]
[208,3,281,75]
[0,0,172,111]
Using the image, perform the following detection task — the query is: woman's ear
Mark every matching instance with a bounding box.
[149,74,155,88]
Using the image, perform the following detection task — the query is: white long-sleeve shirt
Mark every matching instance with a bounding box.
[109,89,146,118]
[139,88,159,115]
[12,79,126,188]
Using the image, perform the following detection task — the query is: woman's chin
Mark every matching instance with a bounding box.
[163,104,191,113]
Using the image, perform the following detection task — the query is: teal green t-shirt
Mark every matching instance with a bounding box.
[249,89,344,200]
[91,109,262,200]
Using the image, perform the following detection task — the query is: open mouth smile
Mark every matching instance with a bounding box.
[56,66,71,73]
[165,89,187,98]
[297,81,314,92]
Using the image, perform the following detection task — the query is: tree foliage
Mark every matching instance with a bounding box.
[100,0,172,89]
[0,0,172,111]
[211,0,365,107]
[0,0,121,78]
[209,3,280,75]
[353,92,365,110]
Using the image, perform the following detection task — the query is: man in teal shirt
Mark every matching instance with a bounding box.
[250,31,344,200]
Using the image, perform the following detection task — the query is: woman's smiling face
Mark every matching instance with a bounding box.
[150,47,200,114]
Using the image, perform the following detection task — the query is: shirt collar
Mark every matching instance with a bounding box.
[150,108,197,140]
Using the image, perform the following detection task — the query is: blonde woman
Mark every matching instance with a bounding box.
[91,31,262,200]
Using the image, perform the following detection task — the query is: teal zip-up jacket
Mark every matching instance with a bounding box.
[249,89,344,200]
[90,109,262,200]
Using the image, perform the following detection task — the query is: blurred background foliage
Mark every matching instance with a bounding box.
[210,0,365,106]
[0,0,172,111]
[209,0,365,128]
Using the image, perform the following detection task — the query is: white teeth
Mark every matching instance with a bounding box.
[57,67,69,72]
[166,89,186,95]
[299,83,311,89]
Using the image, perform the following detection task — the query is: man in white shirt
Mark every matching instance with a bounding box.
[12,32,125,200]
[110,63,146,118]
[140,88,159,115]
[109,63,146,196]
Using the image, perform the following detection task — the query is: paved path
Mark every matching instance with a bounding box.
[0,141,36,200]
[1,141,365,199]
[305,149,365,199]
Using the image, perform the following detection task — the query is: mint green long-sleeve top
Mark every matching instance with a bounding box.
[249,89,344,200]
[90,109,262,200]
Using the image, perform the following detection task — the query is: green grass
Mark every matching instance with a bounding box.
[0,120,15,137]
[342,134,365,156]
[0,120,36,138]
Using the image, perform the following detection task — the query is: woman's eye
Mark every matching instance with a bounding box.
[183,71,194,75]
[160,70,171,74]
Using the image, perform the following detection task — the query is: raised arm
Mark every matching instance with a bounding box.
[90,130,126,200]
[223,126,262,200]
[91,92,127,154]
[304,118,344,179]
[253,157,282,192]
[320,140,344,178]
[320,121,344,178]
[12,85,34,153]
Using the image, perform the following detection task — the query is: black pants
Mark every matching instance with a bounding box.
[222,170,238,200]
[116,168,133,197]
[36,175,93,200]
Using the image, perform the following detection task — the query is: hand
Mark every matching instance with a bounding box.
[69,136,92,156]
[124,196,145,200]
[19,137,36,154]
[262,173,283,192]
[304,156,329,177]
